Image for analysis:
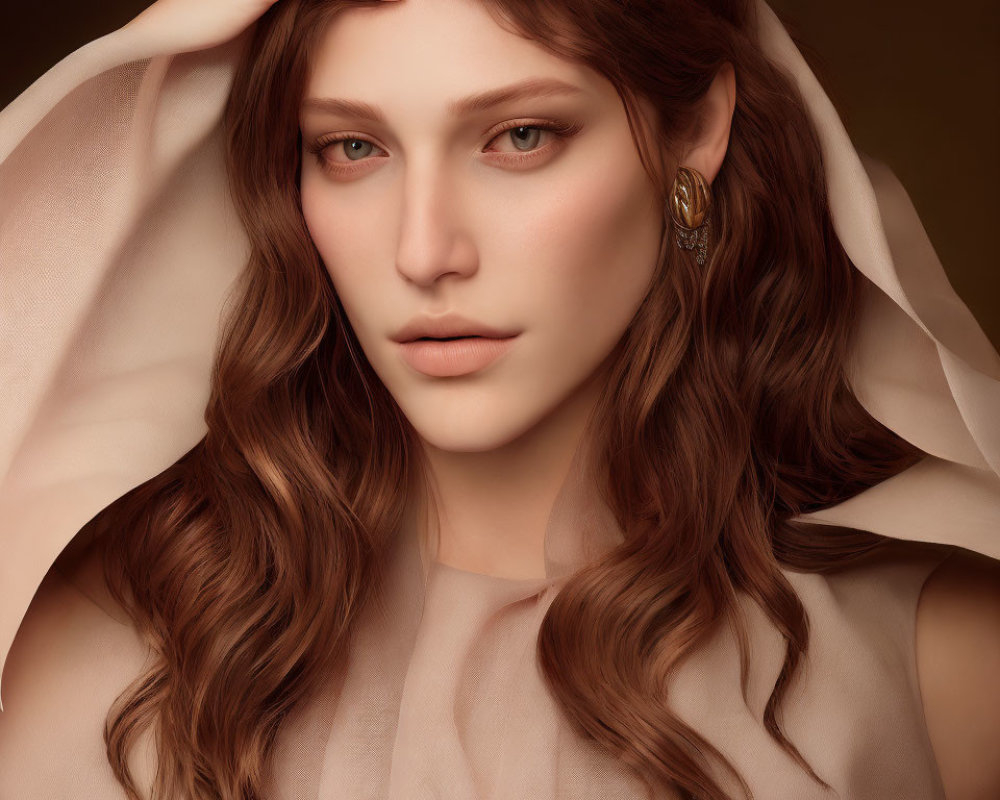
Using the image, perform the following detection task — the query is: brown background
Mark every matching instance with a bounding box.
[2,0,998,349]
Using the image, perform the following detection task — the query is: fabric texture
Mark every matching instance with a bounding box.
[0,0,998,797]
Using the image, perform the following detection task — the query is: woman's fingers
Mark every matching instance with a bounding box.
[122,0,283,53]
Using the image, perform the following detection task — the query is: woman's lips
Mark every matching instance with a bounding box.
[398,334,519,377]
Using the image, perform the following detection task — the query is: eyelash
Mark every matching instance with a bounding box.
[305,119,582,176]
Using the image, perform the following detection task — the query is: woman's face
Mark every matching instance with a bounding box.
[300,0,665,453]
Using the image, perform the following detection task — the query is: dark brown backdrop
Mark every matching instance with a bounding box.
[3,0,998,347]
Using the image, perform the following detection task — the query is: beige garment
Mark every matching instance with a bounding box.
[1,0,999,797]
[0,437,957,799]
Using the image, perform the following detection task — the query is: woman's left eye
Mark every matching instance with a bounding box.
[306,120,581,175]
[484,122,580,157]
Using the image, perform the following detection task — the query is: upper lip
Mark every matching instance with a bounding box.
[391,313,521,343]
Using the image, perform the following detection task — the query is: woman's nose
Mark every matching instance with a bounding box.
[394,175,479,288]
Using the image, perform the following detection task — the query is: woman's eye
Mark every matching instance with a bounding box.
[342,139,381,161]
[325,138,386,165]
[484,121,581,160]
[302,135,387,172]
[487,125,549,153]
[306,120,580,174]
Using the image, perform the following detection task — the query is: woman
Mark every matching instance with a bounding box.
[0,0,997,798]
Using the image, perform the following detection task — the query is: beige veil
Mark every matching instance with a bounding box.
[1,0,998,720]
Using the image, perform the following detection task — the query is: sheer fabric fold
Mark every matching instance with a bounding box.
[0,1,997,797]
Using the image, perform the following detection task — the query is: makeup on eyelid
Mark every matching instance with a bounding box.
[300,0,668,457]
[304,119,583,175]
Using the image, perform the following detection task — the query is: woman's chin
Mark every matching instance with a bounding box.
[402,403,547,456]
[409,418,535,455]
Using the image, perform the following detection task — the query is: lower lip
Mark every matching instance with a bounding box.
[398,335,519,377]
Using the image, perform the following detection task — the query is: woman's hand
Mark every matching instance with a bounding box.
[121,0,284,53]
[121,0,405,53]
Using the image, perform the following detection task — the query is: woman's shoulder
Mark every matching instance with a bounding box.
[914,546,1000,800]
[782,538,957,631]
[788,539,1000,799]
[3,530,151,686]
[0,533,154,798]
[772,539,955,705]
[49,530,136,627]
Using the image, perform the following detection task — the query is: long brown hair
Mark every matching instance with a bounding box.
[86,1,927,797]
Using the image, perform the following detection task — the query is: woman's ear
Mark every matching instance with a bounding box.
[678,62,736,184]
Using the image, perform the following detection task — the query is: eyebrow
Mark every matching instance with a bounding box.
[300,77,585,122]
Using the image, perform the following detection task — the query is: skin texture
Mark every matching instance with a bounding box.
[299,0,735,579]
[295,2,1000,791]
[915,549,1000,799]
[123,0,283,52]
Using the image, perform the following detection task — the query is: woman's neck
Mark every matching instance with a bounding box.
[413,373,604,581]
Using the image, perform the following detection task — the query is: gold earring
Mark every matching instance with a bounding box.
[668,166,713,266]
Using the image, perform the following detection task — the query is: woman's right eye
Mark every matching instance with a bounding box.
[331,138,384,162]
[306,135,387,174]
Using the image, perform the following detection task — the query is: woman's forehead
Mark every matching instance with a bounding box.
[303,0,601,114]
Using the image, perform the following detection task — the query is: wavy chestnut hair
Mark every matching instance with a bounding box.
[84,0,929,797]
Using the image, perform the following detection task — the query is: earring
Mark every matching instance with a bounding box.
[668,166,713,266]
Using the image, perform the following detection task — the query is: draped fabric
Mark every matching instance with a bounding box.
[0,1,997,797]
[0,438,957,798]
